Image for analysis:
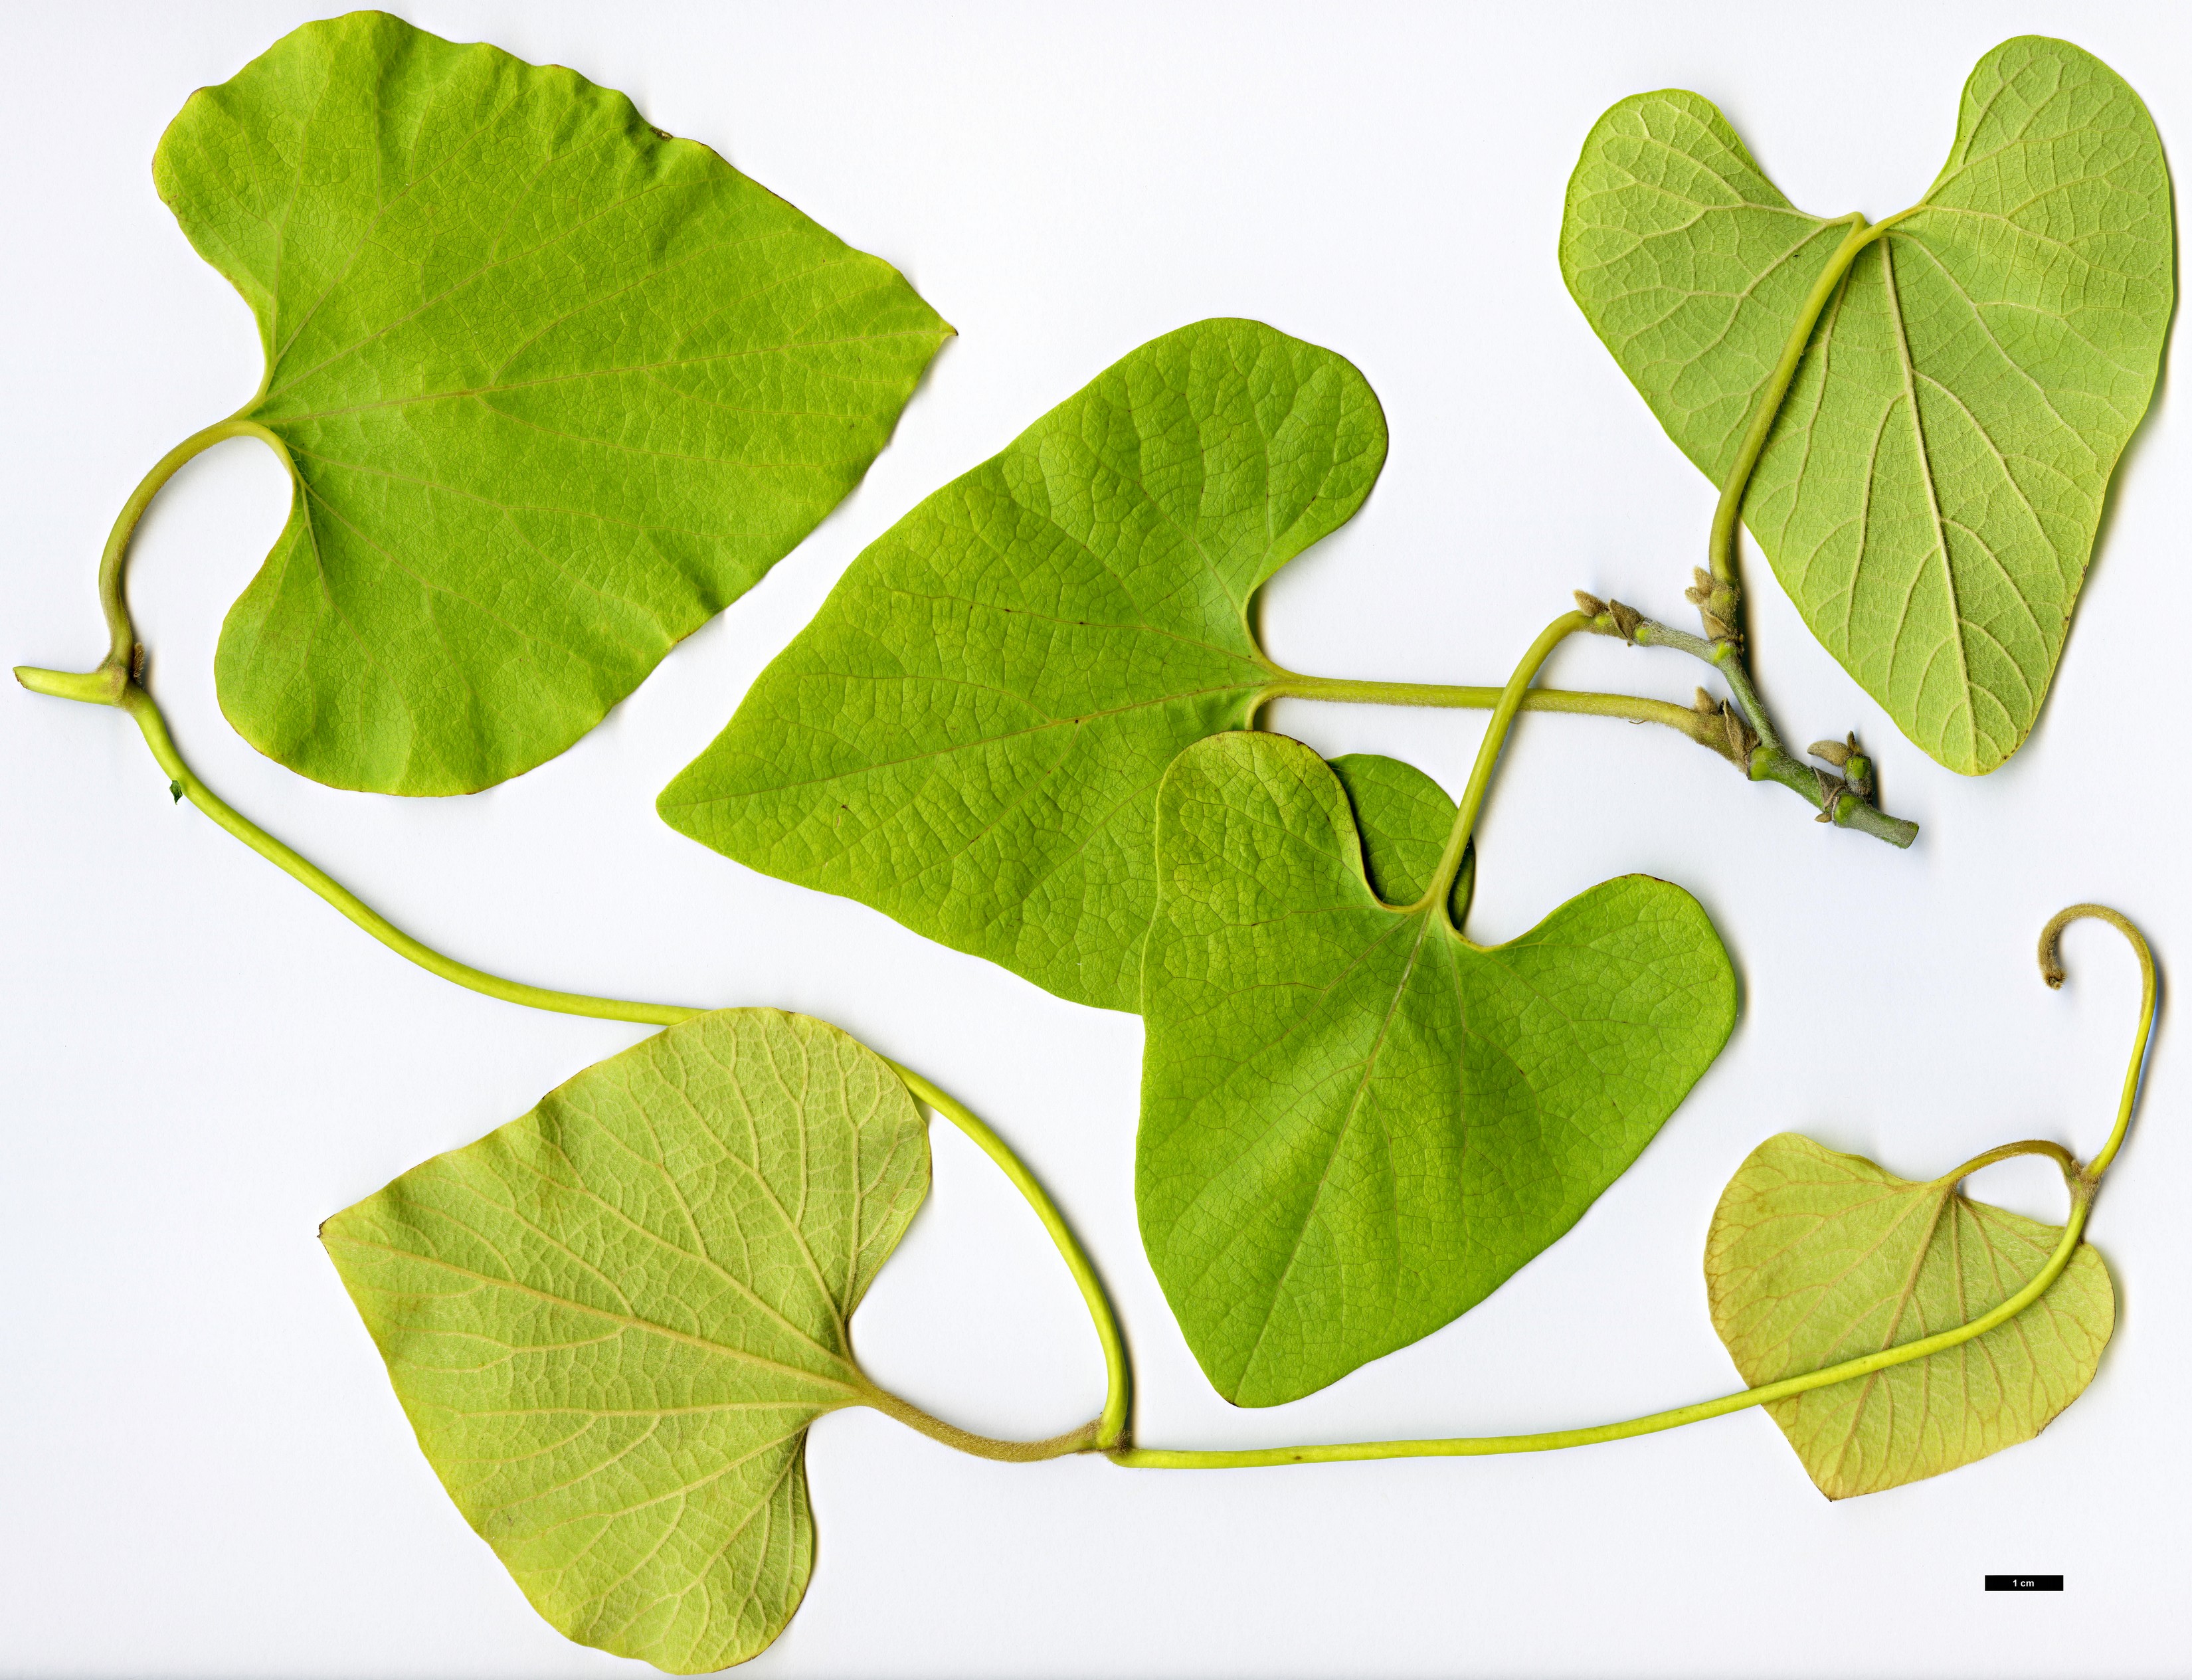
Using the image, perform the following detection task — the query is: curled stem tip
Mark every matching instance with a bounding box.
[2038,902,2148,990]
[2036,904,2157,1180]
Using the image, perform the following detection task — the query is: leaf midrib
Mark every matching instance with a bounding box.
[670,682,1265,808]
[325,1232,861,1395]
[1234,906,1441,1392]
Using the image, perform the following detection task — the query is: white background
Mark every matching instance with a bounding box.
[3,2,2187,1675]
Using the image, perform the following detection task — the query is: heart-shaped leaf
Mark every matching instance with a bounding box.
[658,318,1386,1011]
[1560,37,2171,773]
[1137,731,1736,1406]
[322,1008,928,1672]
[158,12,950,794]
[1706,1133,2112,1499]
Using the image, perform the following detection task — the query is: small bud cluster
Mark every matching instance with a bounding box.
[1805,732,1876,823]
[1683,567,1742,645]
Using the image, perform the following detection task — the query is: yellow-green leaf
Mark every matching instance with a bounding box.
[1560,37,2171,773]
[157,12,949,793]
[1706,1132,2112,1499]
[322,1009,928,1672]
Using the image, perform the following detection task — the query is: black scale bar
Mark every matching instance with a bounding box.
[1985,1575,2063,1592]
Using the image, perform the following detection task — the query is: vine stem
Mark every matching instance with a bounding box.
[1113,903,2153,1470]
[27,663,1126,1457]
[16,426,2134,1477]
[1112,1200,2090,1469]
[18,646,2151,1487]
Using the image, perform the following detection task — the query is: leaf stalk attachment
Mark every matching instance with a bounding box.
[884,1062,1133,1453]
[1707,214,1881,597]
[850,1383,1102,1462]
[1416,609,1588,916]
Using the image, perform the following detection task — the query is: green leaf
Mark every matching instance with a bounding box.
[1706,1133,2112,1499]
[1560,36,2171,774]
[321,1008,928,1672]
[157,11,950,794]
[1137,731,1736,1405]
[658,318,1386,1011]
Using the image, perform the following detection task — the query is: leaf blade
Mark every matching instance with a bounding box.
[1705,1132,2114,1499]
[1560,37,2171,773]
[323,1008,928,1672]
[1137,732,1736,1404]
[157,11,950,793]
[659,318,1387,1010]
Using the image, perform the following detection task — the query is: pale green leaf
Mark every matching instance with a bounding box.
[1706,1132,2112,1499]
[1560,36,2171,773]
[1137,731,1736,1405]
[322,1008,928,1672]
[157,11,950,794]
[657,318,1386,1011]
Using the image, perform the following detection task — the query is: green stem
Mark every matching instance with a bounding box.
[17,424,2126,1486]
[1114,1194,2090,1469]
[1707,215,1882,592]
[92,416,274,668]
[852,1382,1100,1462]
[885,1062,1133,1453]
[103,682,699,1026]
[1262,673,1725,751]
[1414,610,1590,915]
[1633,620,1785,755]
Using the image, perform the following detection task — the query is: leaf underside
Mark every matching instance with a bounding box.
[322,1008,928,1673]
[157,11,950,794]
[1706,1132,2112,1499]
[658,318,1388,1012]
[1560,35,2172,773]
[1138,732,1736,1406]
